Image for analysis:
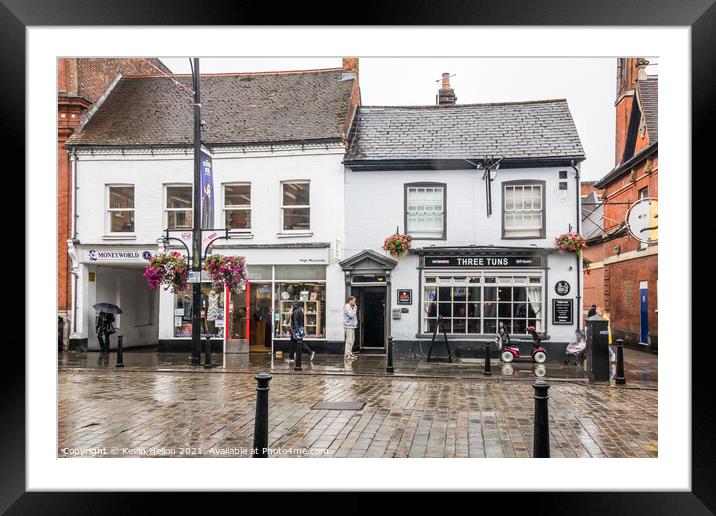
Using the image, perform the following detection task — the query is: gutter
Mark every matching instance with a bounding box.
[595,141,658,189]
[70,148,79,333]
[571,160,582,331]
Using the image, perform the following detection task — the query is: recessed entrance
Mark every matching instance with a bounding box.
[353,286,386,351]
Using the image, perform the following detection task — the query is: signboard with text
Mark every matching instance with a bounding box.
[552,299,574,325]
[424,255,544,268]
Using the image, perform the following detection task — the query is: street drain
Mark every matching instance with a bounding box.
[311,401,366,411]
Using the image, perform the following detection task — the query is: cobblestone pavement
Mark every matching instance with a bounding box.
[59,347,658,387]
[58,369,658,458]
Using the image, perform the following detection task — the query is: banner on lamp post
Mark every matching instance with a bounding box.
[200,150,214,229]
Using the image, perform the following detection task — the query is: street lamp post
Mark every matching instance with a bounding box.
[191,57,202,366]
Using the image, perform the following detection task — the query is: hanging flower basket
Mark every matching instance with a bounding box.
[383,233,412,258]
[204,254,248,295]
[555,232,587,257]
[143,251,189,293]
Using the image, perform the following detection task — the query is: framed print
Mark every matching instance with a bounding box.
[9,0,710,512]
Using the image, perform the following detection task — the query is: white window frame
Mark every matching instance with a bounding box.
[502,182,545,239]
[405,184,446,239]
[422,270,545,335]
[164,183,193,231]
[280,180,311,233]
[223,182,252,232]
[106,184,135,235]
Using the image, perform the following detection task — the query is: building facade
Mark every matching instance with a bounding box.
[342,77,586,358]
[65,60,361,353]
[593,58,658,351]
[58,57,171,348]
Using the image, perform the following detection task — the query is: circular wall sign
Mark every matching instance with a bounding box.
[555,281,571,296]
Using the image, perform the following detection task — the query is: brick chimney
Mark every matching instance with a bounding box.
[342,57,359,75]
[437,73,456,106]
[341,57,362,141]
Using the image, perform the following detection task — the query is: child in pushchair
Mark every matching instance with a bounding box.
[564,328,586,365]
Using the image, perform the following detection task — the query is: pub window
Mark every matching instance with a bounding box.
[281,181,310,231]
[107,185,135,233]
[405,183,446,239]
[423,272,543,335]
[165,185,192,230]
[224,183,251,231]
[503,182,545,238]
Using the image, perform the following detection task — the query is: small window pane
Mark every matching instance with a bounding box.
[283,183,310,206]
[467,320,480,334]
[484,319,497,334]
[226,209,251,230]
[110,186,134,209]
[438,287,451,300]
[467,287,481,301]
[467,303,481,317]
[484,287,497,301]
[438,304,451,317]
[166,186,192,209]
[225,184,251,206]
[168,211,192,230]
[453,287,466,301]
[283,208,310,230]
[110,210,134,232]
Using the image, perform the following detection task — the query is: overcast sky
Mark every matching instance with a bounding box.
[159,57,658,181]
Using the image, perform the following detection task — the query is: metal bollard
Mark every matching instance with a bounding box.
[253,373,272,458]
[387,336,395,373]
[294,337,303,371]
[116,335,124,368]
[532,379,550,458]
[204,336,213,369]
[483,344,492,376]
[615,339,626,385]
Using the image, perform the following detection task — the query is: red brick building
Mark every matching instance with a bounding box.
[58,58,171,347]
[589,58,658,351]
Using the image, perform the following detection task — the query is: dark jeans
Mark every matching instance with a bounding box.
[97,333,109,353]
[289,337,313,359]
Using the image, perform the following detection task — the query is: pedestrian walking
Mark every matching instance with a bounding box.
[290,301,315,362]
[597,306,615,362]
[343,296,358,359]
[95,312,108,353]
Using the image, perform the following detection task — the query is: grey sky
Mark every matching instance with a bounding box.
[159,57,658,181]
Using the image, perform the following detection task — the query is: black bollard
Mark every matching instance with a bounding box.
[204,335,213,369]
[115,335,124,368]
[294,337,303,371]
[252,373,272,458]
[483,344,492,376]
[387,336,394,373]
[532,379,550,458]
[615,339,626,385]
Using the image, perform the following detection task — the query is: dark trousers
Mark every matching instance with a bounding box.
[97,333,108,353]
[289,337,313,359]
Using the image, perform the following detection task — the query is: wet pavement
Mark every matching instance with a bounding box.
[59,347,658,388]
[58,369,658,458]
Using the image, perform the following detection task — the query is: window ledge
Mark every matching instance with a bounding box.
[103,234,137,240]
[276,232,313,238]
[414,333,551,341]
[227,232,254,239]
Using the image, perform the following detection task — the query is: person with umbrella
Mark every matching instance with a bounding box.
[93,303,122,353]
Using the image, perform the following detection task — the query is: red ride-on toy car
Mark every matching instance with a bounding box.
[495,323,547,364]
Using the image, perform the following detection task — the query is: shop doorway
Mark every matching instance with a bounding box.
[354,287,386,351]
[249,282,272,352]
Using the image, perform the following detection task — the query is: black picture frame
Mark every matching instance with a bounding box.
[6,0,708,512]
[397,289,412,305]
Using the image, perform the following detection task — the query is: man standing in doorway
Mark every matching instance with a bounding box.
[343,296,358,360]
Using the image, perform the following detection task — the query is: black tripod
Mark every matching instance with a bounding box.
[427,315,452,363]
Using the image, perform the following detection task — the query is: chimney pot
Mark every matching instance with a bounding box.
[437,72,456,106]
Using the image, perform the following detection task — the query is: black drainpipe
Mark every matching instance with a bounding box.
[571,160,582,330]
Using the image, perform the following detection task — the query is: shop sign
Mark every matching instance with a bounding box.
[87,249,152,262]
[555,281,571,296]
[424,255,543,268]
[552,299,574,325]
[188,271,201,283]
[397,289,412,305]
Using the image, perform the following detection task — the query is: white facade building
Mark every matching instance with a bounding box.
[65,64,360,353]
[341,90,586,358]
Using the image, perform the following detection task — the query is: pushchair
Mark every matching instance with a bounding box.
[564,328,586,365]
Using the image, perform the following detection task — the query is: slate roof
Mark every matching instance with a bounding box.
[638,75,658,143]
[66,69,356,147]
[344,100,585,164]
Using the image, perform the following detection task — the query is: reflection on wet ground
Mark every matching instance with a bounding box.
[59,347,657,387]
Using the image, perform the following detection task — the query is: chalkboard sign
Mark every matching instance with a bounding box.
[552,299,573,325]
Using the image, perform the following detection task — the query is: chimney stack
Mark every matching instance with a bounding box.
[437,72,456,106]
[636,58,649,82]
[342,57,359,75]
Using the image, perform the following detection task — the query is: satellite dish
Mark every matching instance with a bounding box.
[625,197,658,244]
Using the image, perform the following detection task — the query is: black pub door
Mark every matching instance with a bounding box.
[357,287,386,351]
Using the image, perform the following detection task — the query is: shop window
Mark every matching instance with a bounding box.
[173,284,224,338]
[503,182,544,238]
[107,185,134,233]
[405,183,446,239]
[423,272,543,335]
[281,181,310,231]
[165,185,192,230]
[224,183,251,231]
[275,282,325,339]
[274,265,325,281]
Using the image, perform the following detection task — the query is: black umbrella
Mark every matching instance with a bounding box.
[92,303,123,314]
